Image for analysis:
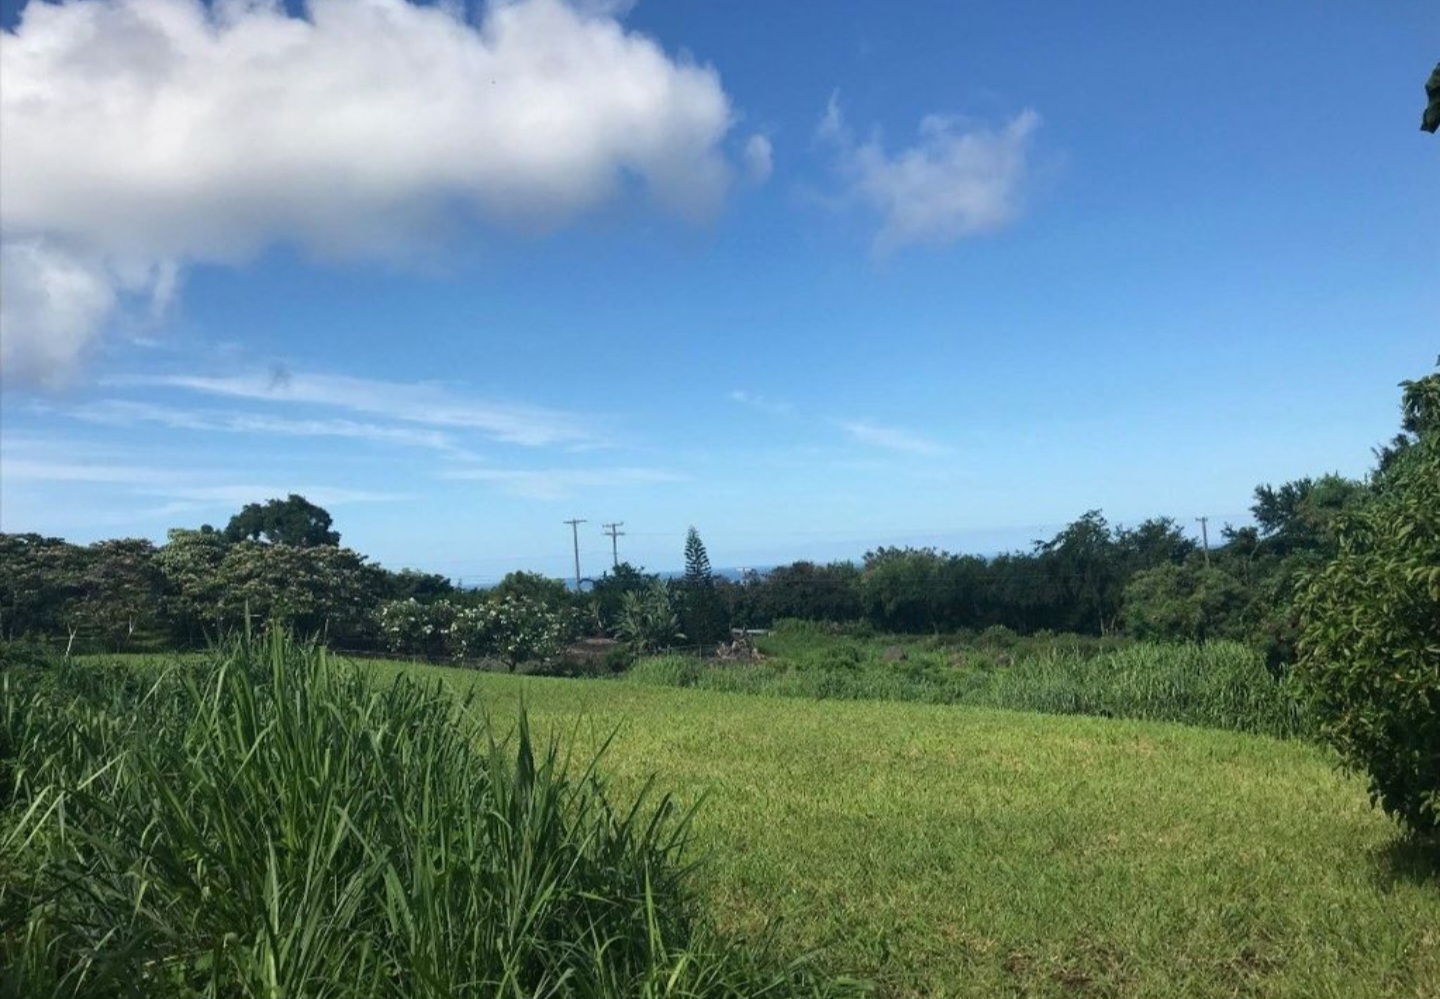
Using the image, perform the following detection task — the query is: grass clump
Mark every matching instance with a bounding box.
[977,641,1311,738]
[0,633,858,999]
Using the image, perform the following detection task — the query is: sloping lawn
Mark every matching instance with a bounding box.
[367,659,1440,999]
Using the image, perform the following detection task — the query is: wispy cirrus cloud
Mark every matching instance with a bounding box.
[818,94,1041,254]
[837,419,947,455]
[71,399,471,454]
[439,466,685,500]
[0,452,408,513]
[108,370,604,448]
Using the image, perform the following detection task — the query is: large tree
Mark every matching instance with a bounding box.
[224,494,340,547]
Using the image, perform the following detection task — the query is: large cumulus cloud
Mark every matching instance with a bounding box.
[0,0,736,385]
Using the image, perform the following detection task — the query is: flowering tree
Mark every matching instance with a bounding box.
[377,598,453,658]
[442,595,568,671]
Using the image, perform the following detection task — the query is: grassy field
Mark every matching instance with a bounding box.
[366,657,1440,999]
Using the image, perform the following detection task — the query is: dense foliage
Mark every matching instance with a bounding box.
[223,493,342,546]
[1296,369,1440,838]
[0,635,857,999]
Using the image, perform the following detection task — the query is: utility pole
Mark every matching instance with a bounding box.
[563,518,586,590]
[602,522,625,568]
[1196,516,1210,566]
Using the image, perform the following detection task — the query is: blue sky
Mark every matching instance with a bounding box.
[1,0,1436,582]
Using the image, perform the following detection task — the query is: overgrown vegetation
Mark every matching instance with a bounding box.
[628,624,1310,740]
[0,635,856,999]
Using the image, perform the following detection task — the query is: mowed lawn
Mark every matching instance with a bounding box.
[366,659,1438,999]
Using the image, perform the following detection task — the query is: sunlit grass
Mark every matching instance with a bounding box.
[366,660,1440,999]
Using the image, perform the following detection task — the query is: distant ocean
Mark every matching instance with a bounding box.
[536,566,777,592]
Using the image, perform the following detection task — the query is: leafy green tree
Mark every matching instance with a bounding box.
[485,595,568,671]
[224,494,340,547]
[1123,562,1248,643]
[490,570,573,611]
[747,560,863,626]
[76,539,165,649]
[1250,475,1369,558]
[1296,369,1440,837]
[156,527,231,645]
[0,533,80,640]
[1115,517,1198,572]
[587,562,657,633]
[382,568,454,602]
[860,547,947,632]
[204,541,383,644]
[1032,511,1126,635]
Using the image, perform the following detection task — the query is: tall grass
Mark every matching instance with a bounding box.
[628,639,1310,740]
[976,641,1310,738]
[0,633,858,999]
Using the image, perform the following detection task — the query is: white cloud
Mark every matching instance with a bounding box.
[820,98,1040,253]
[0,0,736,386]
[728,389,792,416]
[110,370,604,447]
[71,398,469,453]
[0,454,408,505]
[838,419,947,455]
[743,133,773,184]
[440,465,684,500]
[0,242,117,387]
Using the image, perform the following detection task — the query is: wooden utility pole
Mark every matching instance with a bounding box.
[564,518,587,590]
[1196,516,1211,566]
[602,522,625,568]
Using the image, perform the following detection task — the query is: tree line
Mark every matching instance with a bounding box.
[0,373,1427,674]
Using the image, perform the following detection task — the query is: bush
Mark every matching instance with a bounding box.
[1295,371,1440,838]
[614,581,683,653]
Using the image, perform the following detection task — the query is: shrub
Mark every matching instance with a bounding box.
[615,580,683,653]
[1295,371,1440,838]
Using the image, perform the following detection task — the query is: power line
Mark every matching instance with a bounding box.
[602,522,625,568]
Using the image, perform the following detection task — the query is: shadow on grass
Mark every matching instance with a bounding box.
[1370,835,1440,891]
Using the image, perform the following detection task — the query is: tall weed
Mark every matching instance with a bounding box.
[0,632,860,999]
